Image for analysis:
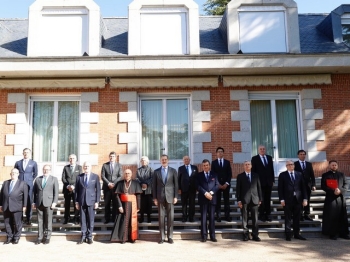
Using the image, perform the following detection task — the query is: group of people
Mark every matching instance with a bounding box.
[0,146,349,245]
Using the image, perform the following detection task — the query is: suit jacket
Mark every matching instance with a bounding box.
[211,159,232,186]
[153,166,178,204]
[61,164,83,194]
[14,159,38,185]
[75,173,101,206]
[101,162,123,191]
[0,179,28,212]
[197,171,219,205]
[251,154,275,187]
[136,166,153,195]
[33,175,59,207]
[178,164,198,193]
[278,170,307,205]
[236,171,262,205]
[294,161,315,188]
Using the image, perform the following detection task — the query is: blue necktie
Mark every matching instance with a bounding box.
[42,177,47,188]
[9,180,15,194]
[302,162,306,170]
[162,168,167,184]
[84,175,88,187]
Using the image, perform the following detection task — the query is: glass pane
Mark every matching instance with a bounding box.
[250,100,274,157]
[32,101,54,162]
[167,99,189,159]
[141,100,163,160]
[276,100,299,158]
[342,24,350,46]
[57,101,79,162]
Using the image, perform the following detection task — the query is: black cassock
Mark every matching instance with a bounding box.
[110,180,141,242]
[321,170,349,236]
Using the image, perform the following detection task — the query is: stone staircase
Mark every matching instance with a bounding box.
[1,178,349,241]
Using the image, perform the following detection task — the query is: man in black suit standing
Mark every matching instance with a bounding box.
[75,161,101,244]
[101,151,123,224]
[153,154,178,244]
[197,159,219,242]
[294,150,315,221]
[211,147,232,222]
[278,160,307,241]
[61,154,82,224]
[251,145,275,222]
[237,161,262,242]
[14,148,38,225]
[178,155,198,222]
[0,168,28,244]
[32,165,59,245]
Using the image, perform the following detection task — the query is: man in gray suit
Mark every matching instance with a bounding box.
[0,168,28,244]
[101,151,123,224]
[61,154,82,224]
[153,154,178,244]
[32,165,59,245]
[14,148,38,225]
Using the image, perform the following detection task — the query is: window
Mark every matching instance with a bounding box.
[238,6,287,53]
[30,97,80,173]
[140,96,190,169]
[249,92,302,174]
[140,8,188,55]
[342,14,350,46]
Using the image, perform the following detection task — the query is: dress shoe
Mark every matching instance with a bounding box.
[130,240,136,243]
[12,239,19,244]
[339,235,350,240]
[3,239,12,245]
[210,238,218,242]
[121,241,126,244]
[181,217,187,223]
[304,215,313,221]
[87,239,93,244]
[138,218,144,223]
[77,238,85,244]
[147,216,151,222]
[103,220,110,224]
[294,235,306,240]
[286,236,291,241]
[43,239,50,244]
[243,236,249,241]
[74,220,80,225]
[158,240,164,244]
[259,216,266,222]
[330,235,337,240]
[225,217,232,222]
[252,236,261,242]
[266,215,272,222]
[189,218,194,222]
[26,220,32,225]
[63,219,69,224]
[216,217,221,222]
[200,238,207,242]
[300,216,305,221]
[168,238,174,244]
[35,239,42,245]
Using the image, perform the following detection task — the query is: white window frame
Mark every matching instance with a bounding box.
[238,6,289,53]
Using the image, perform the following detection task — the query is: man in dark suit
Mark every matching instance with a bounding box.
[61,154,82,224]
[75,161,101,244]
[278,160,307,241]
[294,150,316,221]
[237,161,262,242]
[197,159,219,242]
[211,147,232,222]
[14,148,38,225]
[0,168,28,244]
[178,155,198,222]
[153,154,178,244]
[32,165,59,245]
[251,145,275,222]
[101,151,123,224]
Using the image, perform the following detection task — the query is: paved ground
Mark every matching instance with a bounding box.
[1,236,349,262]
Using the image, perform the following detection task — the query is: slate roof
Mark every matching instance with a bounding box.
[1,14,350,58]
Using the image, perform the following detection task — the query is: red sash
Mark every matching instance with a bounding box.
[120,194,138,240]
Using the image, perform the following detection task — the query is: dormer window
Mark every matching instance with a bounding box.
[341,14,350,45]
[238,6,288,53]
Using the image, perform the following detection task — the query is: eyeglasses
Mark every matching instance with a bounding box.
[286,164,294,166]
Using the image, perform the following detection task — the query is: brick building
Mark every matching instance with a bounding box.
[1,0,350,181]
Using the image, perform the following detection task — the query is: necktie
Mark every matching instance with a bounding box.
[263,156,268,166]
[9,180,15,193]
[162,168,167,184]
[290,172,295,183]
[219,159,222,167]
[42,176,47,188]
[110,163,114,174]
[186,165,189,175]
[23,159,28,170]
[84,175,88,186]
[247,173,251,183]
[302,162,306,170]
[70,165,74,173]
